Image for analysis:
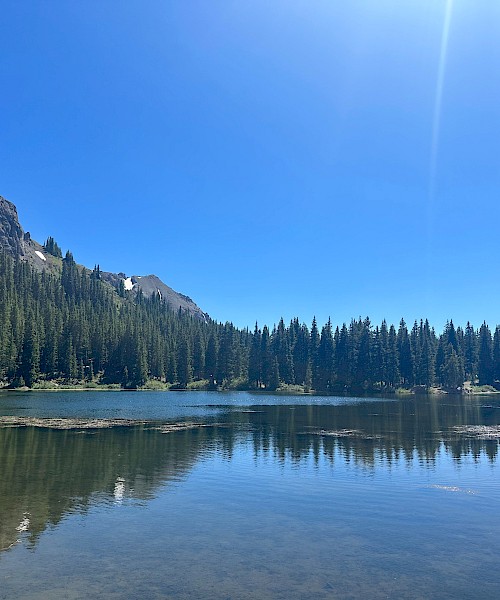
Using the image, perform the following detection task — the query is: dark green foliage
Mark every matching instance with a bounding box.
[386,325,400,387]
[1,250,499,392]
[273,318,294,385]
[397,319,413,386]
[493,326,500,382]
[334,324,350,387]
[19,311,40,387]
[316,319,334,391]
[292,320,309,386]
[478,323,494,385]
[43,236,62,258]
[248,323,262,388]
[464,322,478,382]
[269,356,280,391]
[204,334,218,382]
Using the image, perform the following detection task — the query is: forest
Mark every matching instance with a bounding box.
[1,249,499,392]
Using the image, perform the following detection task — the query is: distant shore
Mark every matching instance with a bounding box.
[1,381,499,396]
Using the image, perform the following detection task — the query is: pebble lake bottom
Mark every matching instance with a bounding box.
[0,390,499,599]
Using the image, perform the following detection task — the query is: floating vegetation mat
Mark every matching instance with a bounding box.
[0,417,144,429]
[149,422,225,434]
[0,417,221,432]
[306,429,383,440]
[450,425,500,440]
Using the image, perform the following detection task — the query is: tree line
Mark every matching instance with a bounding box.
[1,249,499,391]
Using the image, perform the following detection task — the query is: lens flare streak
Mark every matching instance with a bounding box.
[429,0,454,202]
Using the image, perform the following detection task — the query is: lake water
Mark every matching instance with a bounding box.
[0,391,499,599]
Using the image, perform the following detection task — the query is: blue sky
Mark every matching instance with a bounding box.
[1,1,500,330]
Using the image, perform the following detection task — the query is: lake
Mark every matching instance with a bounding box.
[0,391,499,599]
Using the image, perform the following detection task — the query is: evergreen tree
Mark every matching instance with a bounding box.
[176,338,192,387]
[493,326,500,382]
[441,346,462,389]
[204,334,218,382]
[335,324,350,387]
[192,332,205,380]
[273,318,294,384]
[316,319,334,391]
[260,325,272,388]
[386,325,400,387]
[269,356,280,391]
[309,317,320,388]
[19,314,40,387]
[397,319,413,386]
[418,333,435,388]
[292,321,309,386]
[478,322,494,385]
[464,322,478,382]
[354,318,371,388]
[43,236,63,258]
[248,323,262,388]
[2,247,500,394]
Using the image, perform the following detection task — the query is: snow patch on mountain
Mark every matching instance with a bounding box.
[35,250,47,261]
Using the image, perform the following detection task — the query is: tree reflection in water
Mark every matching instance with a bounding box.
[0,394,498,554]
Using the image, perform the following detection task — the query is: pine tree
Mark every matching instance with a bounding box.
[292,322,309,386]
[335,323,350,387]
[177,338,192,387]
[354,318,371,388]
[192,333,205,380]
[248,323,262,388]
[441,346,462,389]
[269,356,280,391]
[204,334,218,382]
[464,322,478,382]
[386,325,400,387]
[43,236,63,258]
[397,319,413,387]
[273,318,294,384]
[316,319,334,391]
[418,333,435,388]
[478,322,494,385]
[309,317,320,389]
[19,314,40,387]
[260,325,272,388]
[493,326,500,383]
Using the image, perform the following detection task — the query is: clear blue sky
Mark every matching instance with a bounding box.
[1,1,500,330]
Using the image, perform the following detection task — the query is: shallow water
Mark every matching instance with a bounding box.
[0,391,499,599]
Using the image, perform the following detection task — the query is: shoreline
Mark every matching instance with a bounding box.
[1,385,499,397]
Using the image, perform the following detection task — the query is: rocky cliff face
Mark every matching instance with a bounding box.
[0,195,209,320]
[0,196,57,272]
[0,196,27,257]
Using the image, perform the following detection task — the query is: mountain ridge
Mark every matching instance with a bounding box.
[0,195,208,321]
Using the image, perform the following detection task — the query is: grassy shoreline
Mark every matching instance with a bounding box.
[1,381,499,396]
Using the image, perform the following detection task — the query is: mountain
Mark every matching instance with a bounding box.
[0,195,208,320]
[0,196,60,274]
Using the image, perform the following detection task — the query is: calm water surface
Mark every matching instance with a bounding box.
[0,391,499,599]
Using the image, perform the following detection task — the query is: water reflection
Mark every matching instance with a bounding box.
[0,394,498,555]
[243,396,500,466]
[0,423,227,553]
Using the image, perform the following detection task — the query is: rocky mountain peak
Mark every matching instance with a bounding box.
[0,196,26,257]
[0,195,209,321]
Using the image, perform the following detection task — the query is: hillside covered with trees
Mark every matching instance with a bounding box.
[1,249,499,393]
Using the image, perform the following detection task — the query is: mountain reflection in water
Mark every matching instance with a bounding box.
[1,394,498,556]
